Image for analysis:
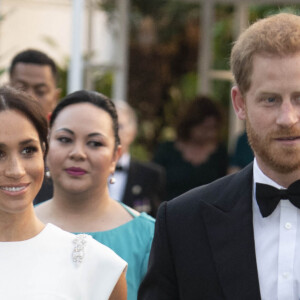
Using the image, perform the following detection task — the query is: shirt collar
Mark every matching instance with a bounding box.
[117,152,131,168]
[253,158,283,189]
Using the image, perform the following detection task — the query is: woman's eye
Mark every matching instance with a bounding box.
[57,137,72,143]
[22,146,38,156]
[88,141,102,147]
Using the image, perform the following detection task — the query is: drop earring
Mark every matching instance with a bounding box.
[109,174,116,184]
[45,168,51,178]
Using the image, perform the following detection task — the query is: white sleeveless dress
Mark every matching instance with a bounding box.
[0,223,127,299]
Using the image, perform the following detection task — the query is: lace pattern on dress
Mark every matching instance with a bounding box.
[72,234,88,265]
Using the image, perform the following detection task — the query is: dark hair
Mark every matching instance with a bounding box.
[50,90,120,149]
[0,86,48,156]
[9,49,58,83]
[176,95,223,141]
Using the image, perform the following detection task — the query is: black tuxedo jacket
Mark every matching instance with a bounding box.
[122,159,166,217]
[138,163,262,299]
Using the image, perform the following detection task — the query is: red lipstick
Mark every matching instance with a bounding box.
[65,167,87,176]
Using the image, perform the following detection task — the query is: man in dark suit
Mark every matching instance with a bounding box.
[109,100,165,217]
[138,13,300,299]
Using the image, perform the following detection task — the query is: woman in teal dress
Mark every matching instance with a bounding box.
[35,90,155,300]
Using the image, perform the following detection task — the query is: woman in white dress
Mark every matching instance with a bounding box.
[0,86,127,300]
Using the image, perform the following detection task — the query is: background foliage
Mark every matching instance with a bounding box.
[86,2,300,160]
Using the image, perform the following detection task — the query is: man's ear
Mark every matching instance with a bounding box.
[231,86,246,120]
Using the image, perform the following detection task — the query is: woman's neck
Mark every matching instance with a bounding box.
[36,185,134,232]
[0,207,44,242]
[52,185,111,214]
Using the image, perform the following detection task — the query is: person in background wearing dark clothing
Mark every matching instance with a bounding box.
[9,49,60,204]
[109,100,165,217]
[153,95,228,200]
[228,130,254,174]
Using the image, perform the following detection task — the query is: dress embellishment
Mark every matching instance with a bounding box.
[72,234,87,265]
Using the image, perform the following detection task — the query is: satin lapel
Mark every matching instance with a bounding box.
[201,164,261,300]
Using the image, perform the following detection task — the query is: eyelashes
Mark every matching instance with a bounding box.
[0,145,40,160]
[56,136,104,148]
[22,146,39,156]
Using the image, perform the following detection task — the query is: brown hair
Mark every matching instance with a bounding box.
[231,13,300,95]
[0,86,48,156]
[176,95,222,142]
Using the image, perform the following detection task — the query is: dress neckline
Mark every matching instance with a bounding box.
[0,223,53,244]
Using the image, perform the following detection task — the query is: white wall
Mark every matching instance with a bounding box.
[0,0,114,84]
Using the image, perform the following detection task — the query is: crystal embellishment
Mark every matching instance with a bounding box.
[72,234,87,265]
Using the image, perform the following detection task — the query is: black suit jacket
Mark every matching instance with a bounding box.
[122,159,166,217]
[138,163,261,299]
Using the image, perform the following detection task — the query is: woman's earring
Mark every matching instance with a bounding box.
[45,169,51,178]
[109,175,116,184]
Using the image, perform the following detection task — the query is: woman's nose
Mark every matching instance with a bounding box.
[68,143,87,161]
[4,155,26,179]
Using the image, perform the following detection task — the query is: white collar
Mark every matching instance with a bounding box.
[253,158,283,189]
[117,153,131,168]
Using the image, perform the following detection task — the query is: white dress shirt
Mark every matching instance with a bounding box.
[108,153,130,202]
[253,159,300,300]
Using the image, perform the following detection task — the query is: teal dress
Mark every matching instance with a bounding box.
[75,204,155,300]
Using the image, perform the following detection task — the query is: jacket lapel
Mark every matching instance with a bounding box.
[201,164,261,299]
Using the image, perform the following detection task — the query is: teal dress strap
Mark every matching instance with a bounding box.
[119,202,139,218]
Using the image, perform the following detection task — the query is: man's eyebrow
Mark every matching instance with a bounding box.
[14,79,48,88]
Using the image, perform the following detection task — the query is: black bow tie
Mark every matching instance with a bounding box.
[256,180,300,217]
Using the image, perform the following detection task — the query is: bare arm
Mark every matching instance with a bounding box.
[109,271,127,300]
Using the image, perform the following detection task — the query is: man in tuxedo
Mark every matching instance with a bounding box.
[9,49,60,203]
[109,100,165,217]
[138,13,300,299]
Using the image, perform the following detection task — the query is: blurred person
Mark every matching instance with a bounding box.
[9,49,61,119]
[139,13,300,299]
[153,95,228,200]
[228,130,254,174]
[0,86,127,300]
[35,90,155,300]
[9,49,61,204]
[109,100,165,216]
